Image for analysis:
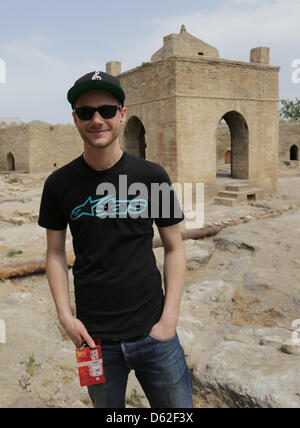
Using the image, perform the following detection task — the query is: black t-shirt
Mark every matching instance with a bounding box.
[38,150,184,340]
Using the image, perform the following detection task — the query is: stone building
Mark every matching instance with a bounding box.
[0,121,82,172]
[217,120,300,164]
[279,120,300,162]
[114,25,280,201]
[0,26,284,205]
[0,117,22,129]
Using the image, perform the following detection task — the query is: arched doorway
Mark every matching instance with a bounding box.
[216,119,231,175]
[290,145,299,161]
[124,116,146,159]
[7,152,15,171]
[216,111,249,179]
[225,149,231,164]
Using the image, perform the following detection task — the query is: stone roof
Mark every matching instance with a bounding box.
[0,117,22,126]
[151,25,219,62]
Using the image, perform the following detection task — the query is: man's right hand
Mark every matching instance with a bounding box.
[60,316,96,349]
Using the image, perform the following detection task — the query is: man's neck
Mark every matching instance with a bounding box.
[83,142,123,171]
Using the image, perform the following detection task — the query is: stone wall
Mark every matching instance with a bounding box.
[28,122,82,172]
[0,117,22,129]
[0,117,298,176]
[0,124,30,171]
[119,59,177,180]
[216,123,231,162]
[119,53,279,193]
[174,56,279,191]
[0,122,83,172]
[279,120,300,161]
[216,120,300,164]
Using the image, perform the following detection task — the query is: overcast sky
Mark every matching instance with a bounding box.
[0,0,299,124]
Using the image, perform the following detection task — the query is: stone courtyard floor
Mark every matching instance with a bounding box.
[0,162,300,407]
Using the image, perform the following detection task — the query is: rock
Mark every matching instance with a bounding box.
[214,234,256,252]
[179,315,204,331]
[291,292,300,305]
[179,280,238,371]
[7,395,48,408]
[71,400,88,408]
[223,331,256,346]
[280,340,300,356]
[259,335,283,349]
[184,240,215,270]
[185,280,236,305]
[221,256,252,282]
[156,240,215,272]
[0,215,24,225]
[196,340,300,408]
[243,271,272,291]
[186,343,206,371]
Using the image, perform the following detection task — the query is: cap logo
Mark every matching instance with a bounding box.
[92,71,102,81]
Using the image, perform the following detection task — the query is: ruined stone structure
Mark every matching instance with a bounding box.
[0,121,82,172]
[0,117,22,129]
[0,120,295,176]
[115,25,280,197]
[279,120,300,162]
[0,26,284,204]
[217,120,300,165]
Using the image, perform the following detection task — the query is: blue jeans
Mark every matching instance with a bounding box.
[87,331,193,408]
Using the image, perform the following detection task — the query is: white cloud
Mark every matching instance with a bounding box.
[129,0,300,100]
[144,0,300,62]
[0,37,109,123]
[0,0,299,123]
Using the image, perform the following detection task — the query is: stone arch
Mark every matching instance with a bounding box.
[290,144,299,161]
[217,111,249,179]
[7,152,15,171]
[124,116,146,159]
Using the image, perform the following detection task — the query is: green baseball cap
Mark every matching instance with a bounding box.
[67,71,125,107]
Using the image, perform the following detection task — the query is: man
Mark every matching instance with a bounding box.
[38,71,193,408]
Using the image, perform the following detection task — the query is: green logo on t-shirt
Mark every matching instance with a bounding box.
[70,194,148,220]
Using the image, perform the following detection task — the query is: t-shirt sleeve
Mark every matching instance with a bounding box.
[38,176,68,230]
[152,165,185,228]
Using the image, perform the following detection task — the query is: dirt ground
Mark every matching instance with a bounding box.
[0,160,299,408]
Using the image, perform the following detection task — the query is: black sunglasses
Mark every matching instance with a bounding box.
[74,104,122,121]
